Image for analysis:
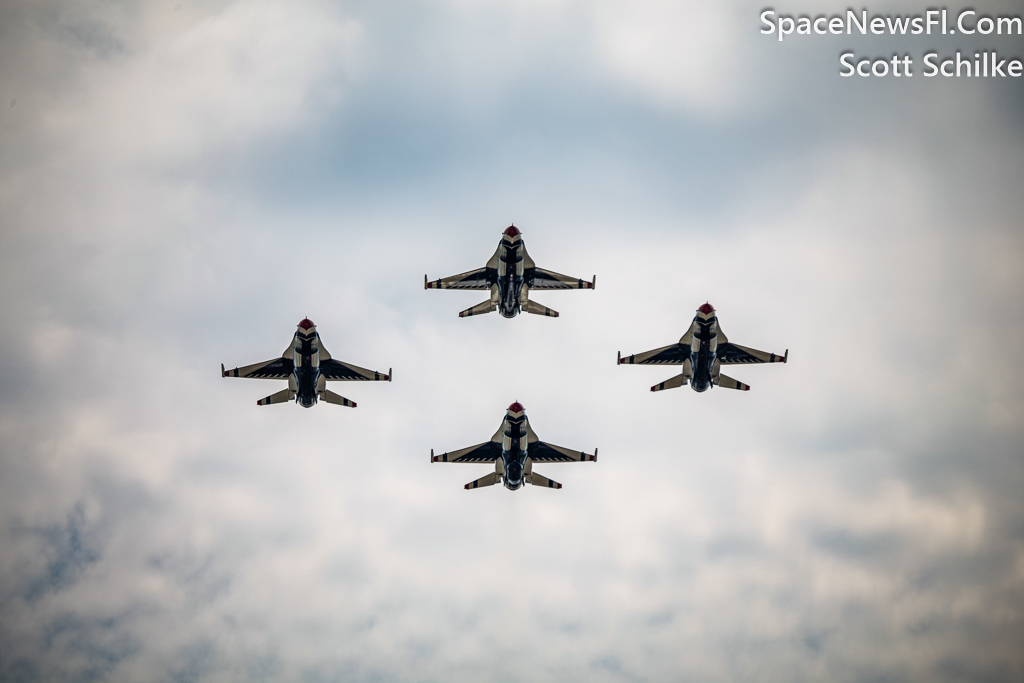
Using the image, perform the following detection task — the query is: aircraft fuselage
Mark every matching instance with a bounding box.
[496,236,527,318]
[292,328,321,408]
[499,412,530,489]
[689,311,719,392]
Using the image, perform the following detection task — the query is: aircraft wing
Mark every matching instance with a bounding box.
[718,343,788,365]
[425,267,496,290]
[432,441,502,463]
[618,343,689,365]
[320,359,390,381]
[528,441,597,463]
[223,357,293,379]
[528,268,595,290]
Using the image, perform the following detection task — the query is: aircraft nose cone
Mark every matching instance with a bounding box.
[503,225,521,237]
[508,401,524,413]
[697,302,715,315]
[298,318,315,330]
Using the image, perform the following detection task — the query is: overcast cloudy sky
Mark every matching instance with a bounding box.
[1,0,1023,681]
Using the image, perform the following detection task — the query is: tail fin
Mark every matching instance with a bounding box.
[524,300,559,317]
[651,374,688,392]
[527,472,562,489]
[465,472,501,489]
[459,300,496,318]
[715,374,750,391]
[257,388,294,405]
[319,390,357,407]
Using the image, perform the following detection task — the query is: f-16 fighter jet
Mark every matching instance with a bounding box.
[221,318,391,408]
[424,225,594,318]
[431,402,597,490]
[618,303,787,393]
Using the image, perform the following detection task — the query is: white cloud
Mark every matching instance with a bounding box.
[589,0,746,112]
[1,0,1023,681]
[43,0,363,168]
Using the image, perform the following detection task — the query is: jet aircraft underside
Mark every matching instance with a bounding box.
[431,402,597,490]
[618,303,787,393]
[425,225,594,318]
[222,318,391,408]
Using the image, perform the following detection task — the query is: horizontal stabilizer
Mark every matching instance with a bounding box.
[459,300,496,318]
[651,373,688,392]
[465,472,501,489]
[257,388,294,406]
[715,373,750,391]
[524,299,559,317]
[319,390,357,407]
[527,472,562,489]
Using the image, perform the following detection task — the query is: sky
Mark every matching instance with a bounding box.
[1,0,1023,681]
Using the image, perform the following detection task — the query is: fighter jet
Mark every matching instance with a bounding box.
[425,225,594,318]
[431,402,597,490]
[618,303,787,393]
[221,318,391,408]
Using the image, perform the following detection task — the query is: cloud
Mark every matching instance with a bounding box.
[19,505,101,603]
[589,0,747,113]
[10,0,362,168]
[0,0,1022,681]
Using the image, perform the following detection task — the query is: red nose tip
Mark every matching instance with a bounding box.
[508,401,524,413]
[697,303,715,315]
[503,225,521,237]
[298,318,315,330]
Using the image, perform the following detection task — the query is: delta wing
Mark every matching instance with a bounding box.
[222,357,293,379]
[425,267,495,290]
[527,441,597,463]
[529,268,595,290]
[618,343,689,366]
[320,359,391,382]
[431,442,502,463]
[718,343,788,365]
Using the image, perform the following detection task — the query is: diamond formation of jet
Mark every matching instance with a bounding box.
[222,318,391,408]
[618,303,787,393]
[221,254,788,498]
[431,402,597,490]
[425,225,595,318]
